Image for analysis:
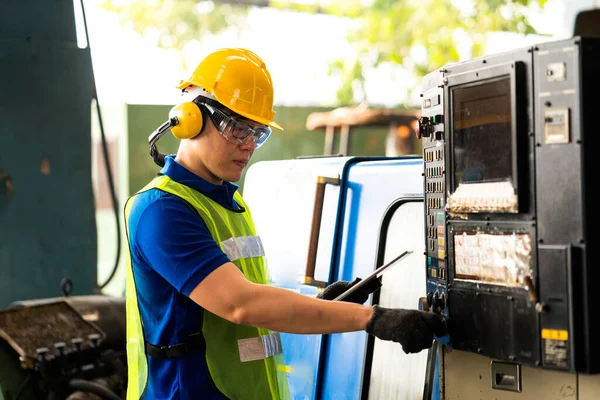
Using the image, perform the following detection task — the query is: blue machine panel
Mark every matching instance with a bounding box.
[244,157,353,399]
[244,156,435,399]
[320,158,424,399]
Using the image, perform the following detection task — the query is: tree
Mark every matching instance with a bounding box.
[98,0,547,106]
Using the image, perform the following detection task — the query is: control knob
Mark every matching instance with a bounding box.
[426,291,434,309]
[417,116,431,139]
[432,291,446,313]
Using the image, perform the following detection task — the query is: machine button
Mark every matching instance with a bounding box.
[418,116,431,138]
[431,114,444,124]
[432,291,446,313]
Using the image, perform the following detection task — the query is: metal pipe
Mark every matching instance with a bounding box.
[303,175,340,288]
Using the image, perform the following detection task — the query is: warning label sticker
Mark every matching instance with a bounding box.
[543,338,568,368]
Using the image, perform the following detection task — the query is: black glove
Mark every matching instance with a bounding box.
[317,277,381,304]
[366,305,447,354]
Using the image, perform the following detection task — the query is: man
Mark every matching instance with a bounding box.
[124,47,446,400]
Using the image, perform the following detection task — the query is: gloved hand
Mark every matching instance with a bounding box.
[366,305,447,354]
[317,277,381,304]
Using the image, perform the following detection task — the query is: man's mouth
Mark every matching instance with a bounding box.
[233,160,247,168]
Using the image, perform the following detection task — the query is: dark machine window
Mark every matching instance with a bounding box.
[452,77,512,187]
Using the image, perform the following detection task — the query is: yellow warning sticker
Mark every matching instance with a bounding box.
[541,329,568,341]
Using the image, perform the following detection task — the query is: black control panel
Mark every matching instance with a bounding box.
[419,36,600,373]
[419,73,448,319]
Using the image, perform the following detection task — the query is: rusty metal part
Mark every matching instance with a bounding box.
[0,301,106,369]
[304,175,340,288]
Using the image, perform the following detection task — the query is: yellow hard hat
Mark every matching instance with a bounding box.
[176,48,283,131]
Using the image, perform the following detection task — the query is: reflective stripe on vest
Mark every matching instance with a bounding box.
[124,175,290,400]
[222,235,265,261]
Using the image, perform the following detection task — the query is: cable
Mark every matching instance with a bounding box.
[79,0,121,291]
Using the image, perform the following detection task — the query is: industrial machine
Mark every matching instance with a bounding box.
[416,35,600,399]
[0,1,127,399]
[243,34,600,399]
[419,35,600,374]
[0,296,126,400]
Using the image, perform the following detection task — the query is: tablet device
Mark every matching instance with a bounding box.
[333,250,413,302]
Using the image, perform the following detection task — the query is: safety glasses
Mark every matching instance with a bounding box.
[201,102,272,149]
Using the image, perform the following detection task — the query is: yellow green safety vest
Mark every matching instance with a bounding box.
[124,175,290,400]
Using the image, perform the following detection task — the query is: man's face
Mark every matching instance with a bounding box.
[192,117,256,184]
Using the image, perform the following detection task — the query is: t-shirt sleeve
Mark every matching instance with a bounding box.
[133,195,230,296]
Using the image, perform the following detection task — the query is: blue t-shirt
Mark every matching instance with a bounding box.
[127,155,240,399]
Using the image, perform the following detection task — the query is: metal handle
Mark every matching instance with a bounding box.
[303,175,340,288]
[0,170,13,200]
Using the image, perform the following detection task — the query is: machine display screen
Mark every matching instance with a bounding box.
[451,77,513,187]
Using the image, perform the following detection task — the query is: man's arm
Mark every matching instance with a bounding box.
[189,262,373,334]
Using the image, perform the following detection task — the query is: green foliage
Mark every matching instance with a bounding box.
[323,0,547,105]
[98,0,250,68]
[98,0,547,105]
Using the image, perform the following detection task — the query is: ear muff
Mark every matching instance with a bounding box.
[169,101,205,139]
[147,101,208,167]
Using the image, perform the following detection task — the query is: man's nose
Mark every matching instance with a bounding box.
[239,137,257,152]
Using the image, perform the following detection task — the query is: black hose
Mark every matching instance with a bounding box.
[68,379,122,400]
[78,0,122,290]
[13,372,32,400]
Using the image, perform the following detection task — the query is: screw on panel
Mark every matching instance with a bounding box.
[539,238,544,243]
[535,302,547,313]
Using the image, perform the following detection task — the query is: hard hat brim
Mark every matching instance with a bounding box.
[269,121,283,131]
